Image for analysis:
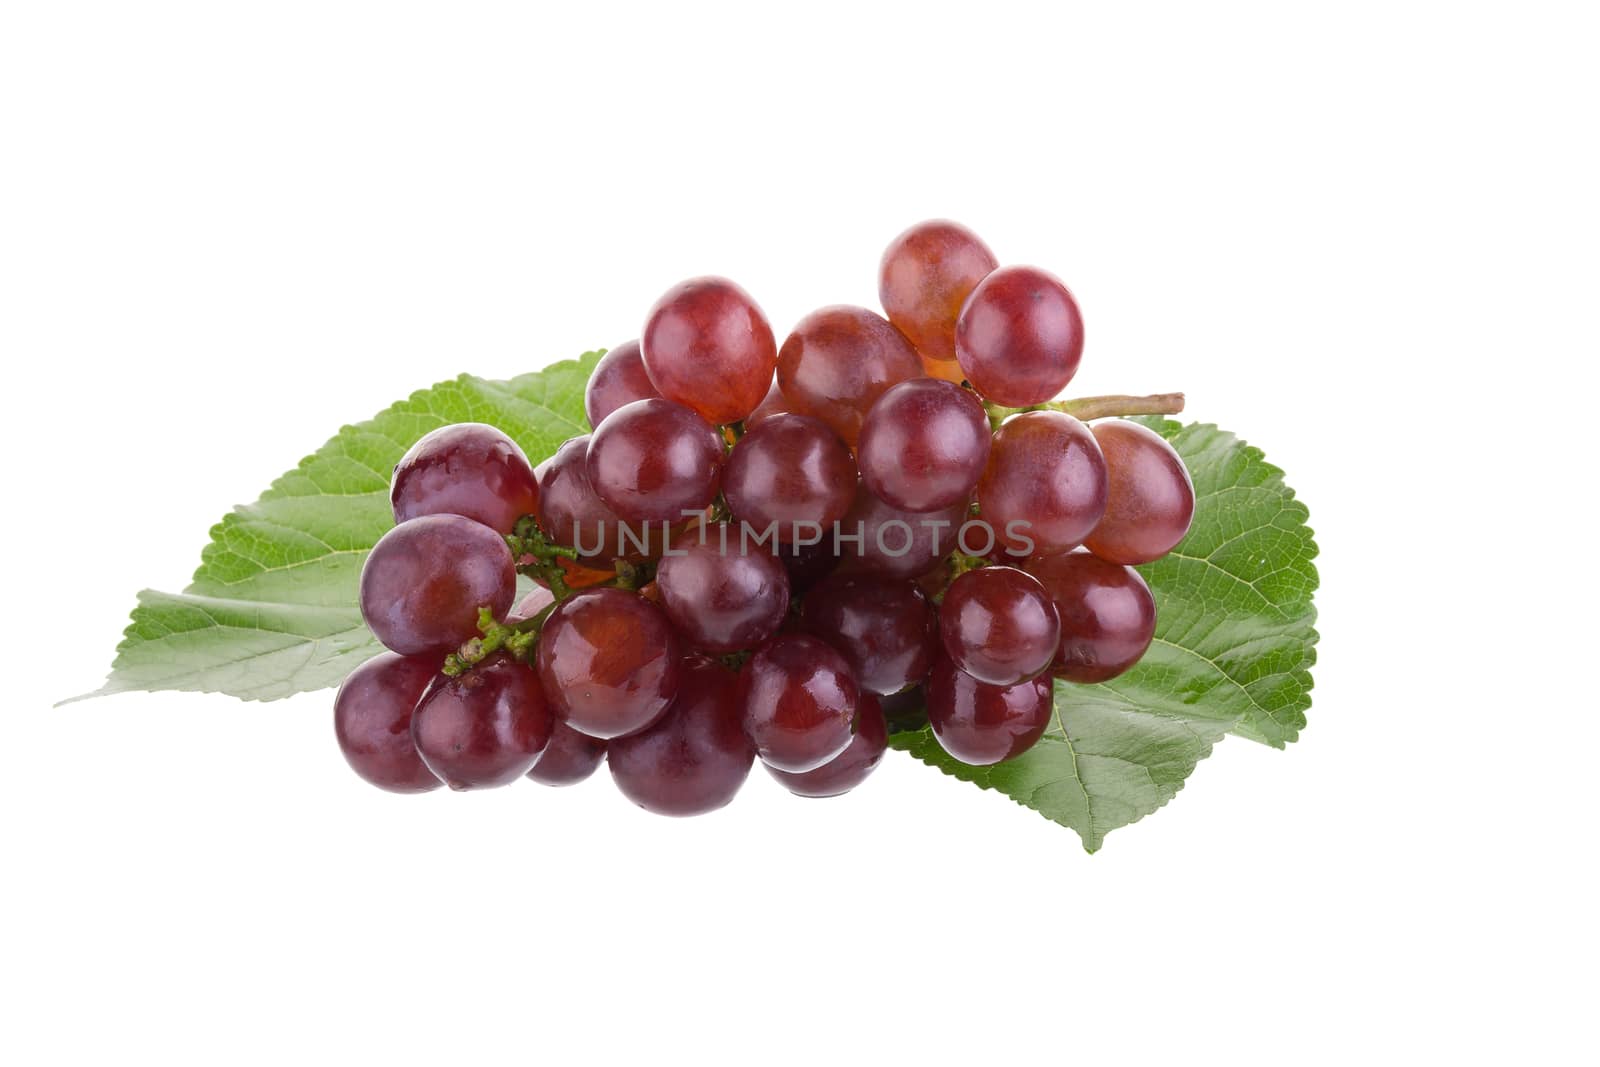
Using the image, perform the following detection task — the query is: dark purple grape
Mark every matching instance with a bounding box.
[776,305,923,445]
[977,411,1107,559]
[359,515,516,655]
[608,657,754,816]
[801,574,937,696]
[1026,551,1156,683]
[879,219,998,363]
[586,398,723,525]
[411,653,553,789]
[879,683,929,733]
[956,265,1084,406]
[525,720,607,786]
[939,566,1060,686]
[740,634,859,773]
[776,538,842,595]
[839,482,968,580]
[655,524,790,653]
[857,378,991,512]
[390,423,540,535]
[535,587,681,739]
[536,435,644,562]
[333,651,442,793]
[723,413,857,542]
[926,656,1052,766]
[1084,420,1196,565]
[585,340,661,428]
[641,276,776,424]
[765,694,887,798]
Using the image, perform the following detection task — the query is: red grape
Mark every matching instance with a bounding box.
[857,378,990,512]
[744,378,789,429]
[938,566,1060,685]
[333,651,442,793]
[411,653,553,789]
[740,633,859,773]
[1026,551,1156,683]
[390,423,540,535]
[722,413,857,543]
[926,656,1052,766]
[509,586,556,623]
[608,657,754,816]
[536,435,643,562]
[359,514,516,655]
[1084,420,1196,564]
[586,398,724,525]
[641,276,776,424]
[800,574,937,695]
[879,219,998,363]
[977,411,1107,559]
[839,482,968,580]
[956,265,1083,406]
[776,305,922,445]
[765,694,886,798]
[525,720,607,787]
[585,340,660,428]
[655,524,791,653]
[536,587,681,739]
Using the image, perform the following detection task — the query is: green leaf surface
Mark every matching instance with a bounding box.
[80,351,601,702]
[890,418,1319,851]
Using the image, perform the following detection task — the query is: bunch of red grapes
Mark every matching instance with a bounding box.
[335,220,1196,815]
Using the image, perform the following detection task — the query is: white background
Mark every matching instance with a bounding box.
[3,2,1596,1063]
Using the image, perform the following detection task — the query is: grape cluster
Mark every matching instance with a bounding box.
[334,219,1195,815]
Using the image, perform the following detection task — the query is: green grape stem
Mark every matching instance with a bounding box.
[984,391,1185,430]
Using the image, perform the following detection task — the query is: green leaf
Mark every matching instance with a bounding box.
[890,418,1319,851]
[79,351,602,703]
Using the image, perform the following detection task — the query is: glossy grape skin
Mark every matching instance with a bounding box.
[1026,552,1156,683]
[740,634,860,773]
[333,651,442,793]
[655,524,790,653]
[879,219,998,363]
[839,482,969,580]
[411,653,553,790]
[585,340,660,428]
[1084,420,1196,565]
[509,586,556,624]
[939,567,1060,686]
[525,720,607,786]
[801,574,937,696]
[926,656,1052,766]
[744,379,789,429]
[956,265,1084,406]
[359,515,516,655]
[535,587,681,739]
[390,423,540,534]
[723,413,857,542]
[537,435,642,563]
[977,411,1107,559]
[857,378,991,512]
[608,657,754,816]
[586,398,724,524]
[765,694,886,798]
[641,276,777,424]
[776,305,923,445]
